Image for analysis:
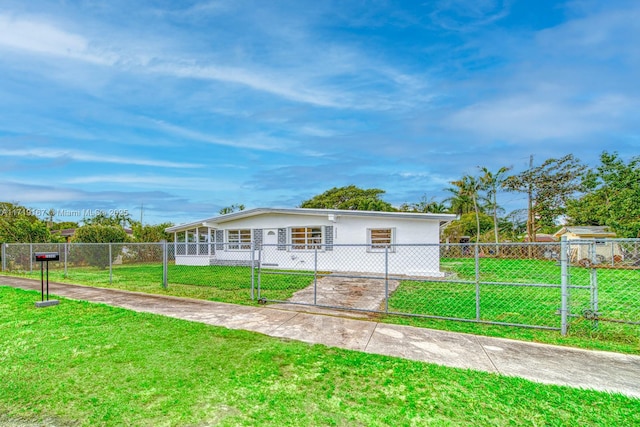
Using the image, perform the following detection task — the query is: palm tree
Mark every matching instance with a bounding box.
[449,175,483,242]
[428,201,449,213]
[445,184,475,215]
[400,195,449,213]
[479,166,512,252]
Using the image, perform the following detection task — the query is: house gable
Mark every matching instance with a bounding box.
[553,226,616,239]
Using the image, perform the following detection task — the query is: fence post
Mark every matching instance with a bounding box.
[109,243,113,285]
[162,240,168,289]
[384,246,389,313]
[257,247,262,300]
[474,244,480,321]
[590,240,599,329]
[610,240,615,266]
[29,243,33,273]
[313,247,318,305]
[1,243,6,272]
[560,236,569,335]
[250,243,255,300]
[64,243,68,277]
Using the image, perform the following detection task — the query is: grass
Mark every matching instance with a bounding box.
[1,286,639,426]
[3,258,639,355]
[3,263,313,304]
[387,258,640,354]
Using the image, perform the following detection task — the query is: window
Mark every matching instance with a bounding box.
[227,229,251,250]
[369,228,394,251]
[291,227,323,250]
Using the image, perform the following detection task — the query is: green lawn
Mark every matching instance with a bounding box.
[390,258,573,327]
[3,263,314,305]
[1,286,638,427]
[388,258,640,354]
[3,258,639,354]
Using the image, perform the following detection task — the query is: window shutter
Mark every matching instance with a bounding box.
[325,226,333,251]
[253,229,263,249]
[277,228,286,250]
[216,230,224,250]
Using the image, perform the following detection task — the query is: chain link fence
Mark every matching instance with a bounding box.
[1,239,639,336]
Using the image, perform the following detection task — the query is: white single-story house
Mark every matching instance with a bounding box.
[553,226,622,263]
[165,208,457,277]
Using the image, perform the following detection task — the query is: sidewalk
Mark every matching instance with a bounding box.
[2,275,639,399]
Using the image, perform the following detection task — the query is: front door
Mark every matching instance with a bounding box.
[263,229,278,246]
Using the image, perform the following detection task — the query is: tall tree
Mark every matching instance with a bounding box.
[566,151,640,237]
[300,185,394,211]
[72,225,130,269]
[83,211,132,228]
[442,212,494,243]
[449,175,483,242]
[0,202,55,243]
[504,154,586,242]
[219,204,245,215]
[131,222,175,242]
[480,165,512,247]
[399,195,449,213]
[445,181,477,215]
[501,209,528,241]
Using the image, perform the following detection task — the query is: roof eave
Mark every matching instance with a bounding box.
[166,208,459,232]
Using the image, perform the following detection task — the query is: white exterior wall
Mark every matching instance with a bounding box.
[567,239,624,263]
[259,245,442,277]
[174,212,445,276]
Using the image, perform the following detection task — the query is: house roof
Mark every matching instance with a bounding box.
[165,208,458,233]
[524,233,556,242]
[553,226,616,238]
[52,228,77,237]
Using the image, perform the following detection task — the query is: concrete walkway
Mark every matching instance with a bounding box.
[2,275,639,399]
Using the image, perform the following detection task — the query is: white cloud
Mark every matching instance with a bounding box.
[441,2,640,144]
[297,125,339,138]
[151,63,352,109]
[447,95,636,142]
[148,119,293,151]
[0,14,115,65]
[62,174,242,190]
[536,5,640,62]
[0,11,427,111]
[0,181,85,203]
[430,0,511,32]
[0,148,203,168]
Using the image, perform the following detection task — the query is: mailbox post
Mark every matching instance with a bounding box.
[33,252,60,308]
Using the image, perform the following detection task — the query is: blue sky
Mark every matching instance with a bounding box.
[1,0,638,225]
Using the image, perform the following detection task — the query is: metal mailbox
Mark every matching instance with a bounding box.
[34,252,60,262]
[33,252,60,307]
